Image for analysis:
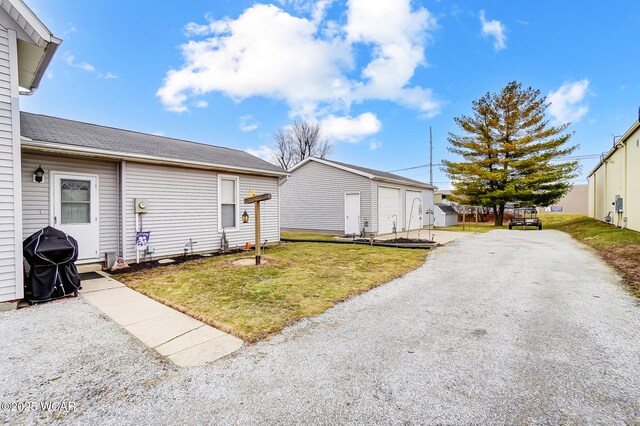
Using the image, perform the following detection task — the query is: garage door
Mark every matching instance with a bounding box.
[405,190,422,230]
[378,186,400,234]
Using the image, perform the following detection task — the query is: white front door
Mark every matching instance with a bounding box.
[52,173,99,260]
[344,192,361,235]
[378,186,400,234]
[405,190,422,230]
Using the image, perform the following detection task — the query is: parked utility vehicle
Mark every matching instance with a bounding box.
[508,208,542,230]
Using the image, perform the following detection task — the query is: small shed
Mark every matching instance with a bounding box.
[434,203,458,227]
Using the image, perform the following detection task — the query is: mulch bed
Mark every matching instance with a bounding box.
[109,250,247,275]
[377,237,435,244]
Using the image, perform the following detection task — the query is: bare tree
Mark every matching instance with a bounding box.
[273,120,333,170]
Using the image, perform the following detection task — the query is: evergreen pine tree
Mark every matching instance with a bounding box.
[443,81,579,225]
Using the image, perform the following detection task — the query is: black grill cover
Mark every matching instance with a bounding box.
[23,226,81,302]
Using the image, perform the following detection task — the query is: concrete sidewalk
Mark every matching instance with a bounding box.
[81,274,243,367]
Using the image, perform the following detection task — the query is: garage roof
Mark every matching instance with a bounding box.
[20,112,288,176]
[291,157,437,189]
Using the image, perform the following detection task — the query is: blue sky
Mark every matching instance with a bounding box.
[22,0,640,188]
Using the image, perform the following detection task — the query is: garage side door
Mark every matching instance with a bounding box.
[405,190,422,230]
[378,186,400,234]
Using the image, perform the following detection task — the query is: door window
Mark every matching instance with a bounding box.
[60,179,91,224]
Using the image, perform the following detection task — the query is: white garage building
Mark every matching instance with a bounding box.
[280,157,436,236]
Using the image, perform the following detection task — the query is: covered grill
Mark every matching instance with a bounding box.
[23,226,81,302]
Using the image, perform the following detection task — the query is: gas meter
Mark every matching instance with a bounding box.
[135,198,149,213]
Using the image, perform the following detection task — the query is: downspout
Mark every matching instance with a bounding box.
[623,140,628,227]
[120,160,127,260]
[603,160,607,222]
[116,162,121,256]
[277,176,287,242]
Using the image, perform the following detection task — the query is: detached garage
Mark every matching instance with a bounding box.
[280,157,436,236]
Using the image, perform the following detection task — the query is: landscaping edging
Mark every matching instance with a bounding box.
[280,238,437,249]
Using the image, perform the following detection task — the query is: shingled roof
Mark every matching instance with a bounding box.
[20,112,287,176]
[435,203,458,214]
[291,157,436,189]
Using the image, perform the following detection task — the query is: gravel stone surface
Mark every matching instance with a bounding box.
[2,230,640,424]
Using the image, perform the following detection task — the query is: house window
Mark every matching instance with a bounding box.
[60,179,91,224]
[219,175,239,231]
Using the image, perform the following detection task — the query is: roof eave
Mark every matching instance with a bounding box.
[21,139,289,177]
[2,0,57,46]
[289,157,375,179]
[24,37,60,93]
[291,157,437,189]
[1,0,62,93]
[587,120,640,177]
[372,176,437,190]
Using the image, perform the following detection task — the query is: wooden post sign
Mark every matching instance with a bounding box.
[243,193,272,265]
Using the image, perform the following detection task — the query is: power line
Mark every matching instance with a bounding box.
[388,154,600,173]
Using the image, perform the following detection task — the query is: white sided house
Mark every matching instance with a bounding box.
[20,113,287,269]
[0,0,61,303]
[280,157,436,236]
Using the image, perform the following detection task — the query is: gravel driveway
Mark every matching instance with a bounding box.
[2,230,640,424]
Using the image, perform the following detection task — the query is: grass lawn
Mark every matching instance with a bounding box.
[280,231,339,240]
[541,213,640,297]
[116,242,427,342]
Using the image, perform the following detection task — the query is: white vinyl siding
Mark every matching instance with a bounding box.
[405,190,422,230]
[0,26,20,301]
[422,188,435,228]
[281,160,372,233]
[125,162,279,261]
[21,152,119,257]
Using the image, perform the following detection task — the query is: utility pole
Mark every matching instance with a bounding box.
[429,126,433,186]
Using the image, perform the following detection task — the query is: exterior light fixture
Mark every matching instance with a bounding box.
[34,165,44,183]
[242,210,249,223]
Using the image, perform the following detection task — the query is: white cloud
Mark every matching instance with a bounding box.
[64,53,95,72]
[311,0,334,24]
[239,114,260,132]
[346,0,439,116]
[194,100,208,108]
[369,140,381,151]
[479,10,506,51]
[152,131,165,136]
[62,24,77,38]
[320,112,381,142]
[245,145,276,163]
[157,1,441,119]
[547,79,590,125]
[63,52,118,79]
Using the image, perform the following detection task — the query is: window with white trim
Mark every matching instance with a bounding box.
[219,176,238,231]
